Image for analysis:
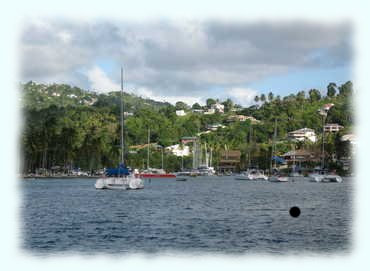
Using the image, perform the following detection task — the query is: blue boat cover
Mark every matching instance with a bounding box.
[105,163,130,176]
[271,156,286,164]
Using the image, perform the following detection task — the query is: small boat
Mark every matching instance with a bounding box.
[268,175,289,182]
[136,168,176,178]
[234,168,268,181]
[308,170,342,183]
[176,177,187,181]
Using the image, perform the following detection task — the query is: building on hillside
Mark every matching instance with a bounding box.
[175,110,187,116]
[204,108,215,115]
[227,115,260,123]
[192,109,204,114]
[165,144,190,156]
[124,111,134,117]
[324,123,344,132]
[211,102,225,113]
[282,149,319,165]
[218,150,241,172]
[206,123,226,131]
[339,133,356,172]
[180,136,198,145]
[287,128,317,142]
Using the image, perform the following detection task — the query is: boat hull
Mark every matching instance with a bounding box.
[309,174,342,183]
[95,176,144,190]
[268,176,289,182]
[135,173,176,178]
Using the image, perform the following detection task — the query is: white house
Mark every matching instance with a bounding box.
[211,102,225,113]
[206,123,226,131]
[165,144,190,156]
[175,110,187,116]
[204,108,215,115]
[288,128,317,142]
[324,123,344,132]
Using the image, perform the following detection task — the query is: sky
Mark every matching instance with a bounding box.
[20,19,352,106]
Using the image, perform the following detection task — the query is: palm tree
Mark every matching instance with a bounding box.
[254,95,260,103]
[268,92,274,102]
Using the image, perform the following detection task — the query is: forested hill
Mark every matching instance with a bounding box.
[20,80,354,174]
[21,81,172,112]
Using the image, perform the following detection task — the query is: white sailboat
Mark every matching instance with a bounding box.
[268,118,288,182]
[235,124,267,181]
[308,104,342,183]
[235,168,268,181]
[95,67,144,190]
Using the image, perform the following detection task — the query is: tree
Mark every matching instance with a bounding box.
[206,98,216,107]
[222,98,234,112]
[296,91,305,101]
[254,95,260,103]
[175,101,189,110]
[308,89,321,102]
[260,94,266,103]
[192,102,202,109]
[327,82,337,97]
[268,92,274,102]
[338,81,353,97]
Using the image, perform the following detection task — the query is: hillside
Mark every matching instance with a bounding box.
[20,81,354,174]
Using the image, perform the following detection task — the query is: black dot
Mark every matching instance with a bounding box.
[289,206,301,218]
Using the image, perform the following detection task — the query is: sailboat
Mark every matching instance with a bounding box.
[197,143,216,176]
[95,68,144,190]
[268,119,288,182]
[235,124,267,181]
[308,104,342,183]
[135,128,176,178]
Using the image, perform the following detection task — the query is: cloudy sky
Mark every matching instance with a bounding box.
[20,19,352,106]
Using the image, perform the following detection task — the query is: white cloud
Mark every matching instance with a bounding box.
[57,31,72,44]
[86,66,120,92]
[225,87,258,106]
[135,87,202,106]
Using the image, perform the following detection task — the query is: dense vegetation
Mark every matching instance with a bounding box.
[20,81,354,175]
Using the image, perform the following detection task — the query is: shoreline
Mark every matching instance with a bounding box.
[21,176,100,180]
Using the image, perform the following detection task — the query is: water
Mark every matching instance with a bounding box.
[21,177,352,255]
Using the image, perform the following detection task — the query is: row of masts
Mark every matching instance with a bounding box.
[192,140,213,169]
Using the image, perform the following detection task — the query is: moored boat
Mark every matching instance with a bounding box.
[95,67,144,190]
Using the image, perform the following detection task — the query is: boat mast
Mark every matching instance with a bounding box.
[247,124,252,169]
[272,118,277,170]
[120,67,125,166]
[147,128,150,169]
[321,114,325,169]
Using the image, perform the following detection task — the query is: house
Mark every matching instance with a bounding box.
[175,110,187,116]
[210,102,224,113]
[218,150,241,172]
[227,115,260,123]
[288,128,317,142]
[206,123,226,131]
[192,109,204,114]
[124,111,134,117]
[339,133,356,172]
[165,144,190,156]
[324,123,344,132]
[282,149,319,164]
[181,136,198,144]
[204,108,215,115]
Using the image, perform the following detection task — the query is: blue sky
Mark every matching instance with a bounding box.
[21,19,352,106]
[248,66,351,97]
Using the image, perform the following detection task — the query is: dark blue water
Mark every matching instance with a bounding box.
[21,177,352,255]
